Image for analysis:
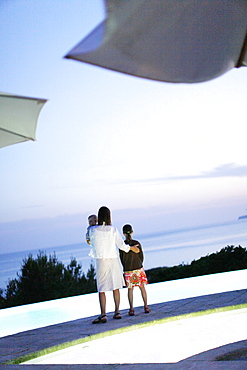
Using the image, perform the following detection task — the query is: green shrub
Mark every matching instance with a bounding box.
[0,251,96,309]
[146,245,247,284]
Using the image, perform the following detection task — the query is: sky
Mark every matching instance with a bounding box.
[0,0,247,254]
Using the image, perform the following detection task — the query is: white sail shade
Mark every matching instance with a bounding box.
[0,93,47,148]
[65,0,247,83]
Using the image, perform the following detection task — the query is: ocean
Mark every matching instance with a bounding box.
[0,218,246,292]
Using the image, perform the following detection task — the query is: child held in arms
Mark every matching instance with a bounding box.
[86,214,97,244]
[120,224,150,316]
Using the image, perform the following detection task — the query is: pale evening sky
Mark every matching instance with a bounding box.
[0,0,247,253]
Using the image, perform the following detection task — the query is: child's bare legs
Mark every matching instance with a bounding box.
[128,287,134,310]
[140,284,150,312]
[139,284,147,306]
[127,285,150,314]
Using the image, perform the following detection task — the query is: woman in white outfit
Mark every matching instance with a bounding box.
[89,206,139,324]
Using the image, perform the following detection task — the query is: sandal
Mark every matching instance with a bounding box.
[144,306,150,313]
[113,312,122,319]
[128,309,135,316]
[92,315,107,324]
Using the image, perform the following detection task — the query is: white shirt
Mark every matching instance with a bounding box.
[88,224,130,259]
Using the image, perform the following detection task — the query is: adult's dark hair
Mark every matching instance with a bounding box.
[98,206,111,225]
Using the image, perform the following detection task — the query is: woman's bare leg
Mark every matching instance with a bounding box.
[113,289,120,314]
[99,292,106,316]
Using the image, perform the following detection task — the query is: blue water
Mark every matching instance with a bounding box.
[0,218,246,291]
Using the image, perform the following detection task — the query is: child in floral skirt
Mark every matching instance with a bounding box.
[120,224,150,316]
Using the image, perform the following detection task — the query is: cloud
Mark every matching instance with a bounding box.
[126,163,247,184]
[200,163,247,178]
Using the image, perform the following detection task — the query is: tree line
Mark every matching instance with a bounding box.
[146,245,247,283]
[0,245,246,309]
[0,251,97,309]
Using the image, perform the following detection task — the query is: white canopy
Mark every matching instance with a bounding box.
[0,92,47,148]
[65,0,247,83]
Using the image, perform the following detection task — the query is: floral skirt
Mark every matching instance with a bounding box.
[124,267,148,288]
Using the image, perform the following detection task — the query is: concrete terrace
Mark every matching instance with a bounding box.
[0,270,247,369]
